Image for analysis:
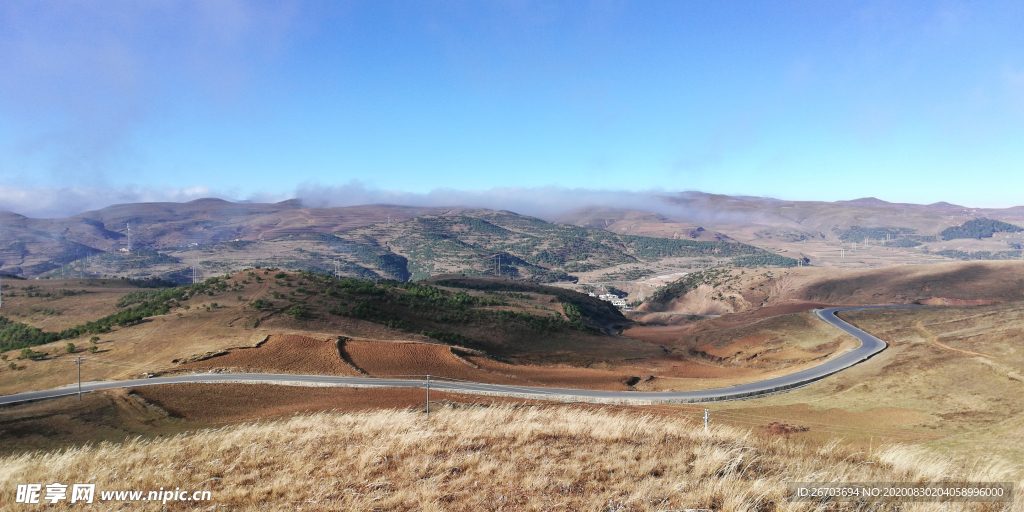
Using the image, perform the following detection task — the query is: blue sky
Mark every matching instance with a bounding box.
[1,1,1023,217]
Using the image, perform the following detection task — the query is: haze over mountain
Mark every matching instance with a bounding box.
[3,192,1024,282]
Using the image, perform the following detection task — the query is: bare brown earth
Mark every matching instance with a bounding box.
[0,278,139,331]
[625,261,1024,316]
[0,389,200,456]
[179,335,362,376]
[172,325,857,393]
[178,336,639,391]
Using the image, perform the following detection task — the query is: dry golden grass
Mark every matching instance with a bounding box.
[700,302,1024,478]
[0,406,1019,511]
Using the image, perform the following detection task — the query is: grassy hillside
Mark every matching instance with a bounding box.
[0,405,1016,511]
[0,271,649,363]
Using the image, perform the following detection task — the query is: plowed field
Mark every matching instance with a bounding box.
[341,340,513,382]
[180,335,361,376]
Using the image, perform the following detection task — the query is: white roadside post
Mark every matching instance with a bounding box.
[704,409,709,432]
[426,375,431,417]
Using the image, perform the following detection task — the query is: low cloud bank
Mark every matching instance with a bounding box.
[1,182,741,224]
[0,185,227,219]
[295,182,689,220]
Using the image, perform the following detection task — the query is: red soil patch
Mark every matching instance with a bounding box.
[694,335,770,359]
[623,324,693,346]
[132,383,543,423]
[174,333,782,392]
[175,335,639,389]
[624,303,830,346]
[180,335,361,376]
[341,340,498,381]
[465,357,633,391]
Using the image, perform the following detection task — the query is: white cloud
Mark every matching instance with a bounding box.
[1,181,757,226]
[294,181,745,223]
[0,185,224,218]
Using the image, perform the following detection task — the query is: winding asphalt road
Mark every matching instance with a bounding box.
[0,306,914,407]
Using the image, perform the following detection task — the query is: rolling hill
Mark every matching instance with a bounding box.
[0,201,800,283]
[557,193,1024,269]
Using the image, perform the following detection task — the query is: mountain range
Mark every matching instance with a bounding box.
[3,193,1024,282]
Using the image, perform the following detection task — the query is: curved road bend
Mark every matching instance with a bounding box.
[0,306,917,407]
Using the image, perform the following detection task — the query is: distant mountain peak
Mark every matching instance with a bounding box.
[276,198,303,208]
[186,197,231,204]
[841,197,890,205]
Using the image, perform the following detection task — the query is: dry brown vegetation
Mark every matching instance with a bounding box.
[0,405,1019,511]
[692,302,1024,475]
[624,261,1024,316]
[0,278,138,331]
[0,384,547,456]
[130,383,547,424]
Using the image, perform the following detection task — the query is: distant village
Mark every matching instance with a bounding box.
[588,291,630,311]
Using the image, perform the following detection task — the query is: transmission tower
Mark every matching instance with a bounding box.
[126,223,132,252]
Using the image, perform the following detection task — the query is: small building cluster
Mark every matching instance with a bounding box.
[588,292,630,310]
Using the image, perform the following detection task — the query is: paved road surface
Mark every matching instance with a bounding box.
[0,306,914,407]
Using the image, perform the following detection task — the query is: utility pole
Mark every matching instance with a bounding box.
[425,375,431,416]
[841,248,845,259]
[703,409,709,432]
[126,223,132,253]
[73,356,84,401]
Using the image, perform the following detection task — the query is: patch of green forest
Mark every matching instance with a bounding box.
[940,218,1023,240]
[935,249,1024,261]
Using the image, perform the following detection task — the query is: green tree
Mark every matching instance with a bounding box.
[65,342,75,354]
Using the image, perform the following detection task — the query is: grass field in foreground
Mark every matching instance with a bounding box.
[0,405,1018,511]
